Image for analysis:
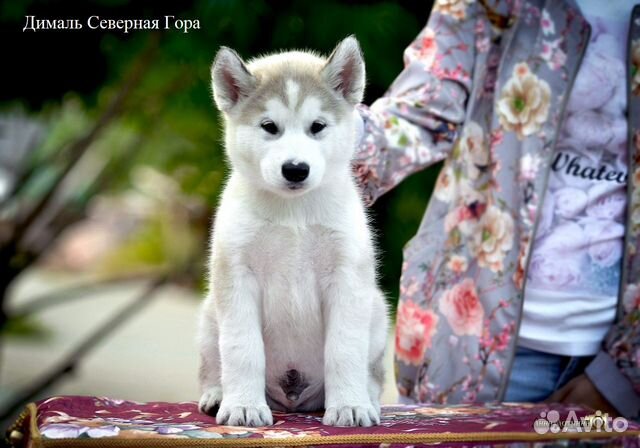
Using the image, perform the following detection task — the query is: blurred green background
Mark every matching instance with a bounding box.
[0,0,439,322]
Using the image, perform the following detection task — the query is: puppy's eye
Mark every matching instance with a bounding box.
[310,121,326,135]
[261,120,279,135]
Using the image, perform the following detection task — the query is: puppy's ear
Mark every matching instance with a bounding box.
[321,36,366,105]
[211,47,256,112]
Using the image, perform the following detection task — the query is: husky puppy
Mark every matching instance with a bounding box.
[197,36,388,428]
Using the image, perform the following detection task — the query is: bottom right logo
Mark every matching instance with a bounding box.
[533,410,629,434]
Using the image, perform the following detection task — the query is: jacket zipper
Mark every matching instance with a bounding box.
[615,4,640,322]
[497,17,592,401]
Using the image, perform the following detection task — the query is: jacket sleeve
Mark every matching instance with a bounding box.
[353,2,479,205]
[585,281,640,419]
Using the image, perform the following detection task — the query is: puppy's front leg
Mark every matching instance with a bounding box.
[216,266,272,427]
[322,272,379,427]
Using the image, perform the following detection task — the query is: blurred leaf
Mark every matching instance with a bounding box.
[2,314,50,340]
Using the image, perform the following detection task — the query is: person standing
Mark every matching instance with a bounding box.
[354,0,640,418]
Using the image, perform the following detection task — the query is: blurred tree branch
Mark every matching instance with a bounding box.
[0,275,168,423]
[10,275,156,318]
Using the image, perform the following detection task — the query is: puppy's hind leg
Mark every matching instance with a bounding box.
[198,296,223,416]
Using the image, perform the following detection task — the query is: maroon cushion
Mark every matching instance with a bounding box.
[7,396,640,447]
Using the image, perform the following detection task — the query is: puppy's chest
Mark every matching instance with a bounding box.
[244,223,339,341]
[245,224,335,411]
[245,224,337,294]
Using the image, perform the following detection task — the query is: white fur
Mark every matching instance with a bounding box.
[198,37,388,428]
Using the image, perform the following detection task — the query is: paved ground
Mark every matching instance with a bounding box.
[1,270,397,424]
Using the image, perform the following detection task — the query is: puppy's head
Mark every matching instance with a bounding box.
[211,36,365,197]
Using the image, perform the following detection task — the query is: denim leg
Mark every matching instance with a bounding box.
[554,355,594,391]
[397,394,416,405]
[504,347,569,402]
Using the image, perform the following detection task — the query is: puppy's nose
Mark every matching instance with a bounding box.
[281,161,310,182]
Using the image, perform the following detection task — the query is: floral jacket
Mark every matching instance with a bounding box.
[354,0,640,418]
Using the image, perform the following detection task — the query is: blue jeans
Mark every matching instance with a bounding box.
[504,346,594,402]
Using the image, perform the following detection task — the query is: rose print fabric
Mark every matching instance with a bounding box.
[520,0,637,358]
[354,0,640,417]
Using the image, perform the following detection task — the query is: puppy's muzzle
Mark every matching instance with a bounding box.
[282,161,310,183]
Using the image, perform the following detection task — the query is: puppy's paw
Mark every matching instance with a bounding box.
[322,404,380,427]
[216,402,273,427]
[198,386,223,416]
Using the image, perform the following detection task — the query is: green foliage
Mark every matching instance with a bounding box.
[99,209,200,277]
[2,314,50,340]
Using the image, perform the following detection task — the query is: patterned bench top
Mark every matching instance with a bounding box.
[7,396,640,447]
